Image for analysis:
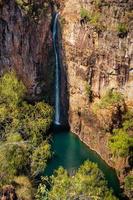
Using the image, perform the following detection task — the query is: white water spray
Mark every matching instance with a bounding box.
[53,13,60,125]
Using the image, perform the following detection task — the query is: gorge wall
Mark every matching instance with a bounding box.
[0,0,133,198]
[59,0,133,187]
[0,0,55,102]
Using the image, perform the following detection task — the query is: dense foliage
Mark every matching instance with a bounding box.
[36,161,117,200]
[124,175,133,199]
[0,72,53,199]
[109,129,133,157]
[109,109,133,158]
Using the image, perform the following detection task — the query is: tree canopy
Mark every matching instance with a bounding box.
[0,72,53,190]
[36,161,118,200]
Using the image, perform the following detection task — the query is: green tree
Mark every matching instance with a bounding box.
[19,101,53,146]
[0,72,26,106]
[36,161,117,200]
[124,175,133,199]
[0,72,53,188]
[109,108,133,158]
[0,133,30,186]
[109,129,133,157]
[31,141,52,176]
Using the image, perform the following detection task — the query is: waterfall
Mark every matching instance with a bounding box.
[53,13,60,125]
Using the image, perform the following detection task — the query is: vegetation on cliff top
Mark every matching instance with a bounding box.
[36,161,118,200]
[0,72,53,199]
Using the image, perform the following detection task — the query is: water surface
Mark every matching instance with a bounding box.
[45,130,120,197]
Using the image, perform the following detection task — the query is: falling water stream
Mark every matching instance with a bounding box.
[47,13,121,198]
[53,13,60,125]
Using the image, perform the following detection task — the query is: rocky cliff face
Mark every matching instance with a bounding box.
[0,0,132,197]
[0,0,54,102]
[59,0,133,184]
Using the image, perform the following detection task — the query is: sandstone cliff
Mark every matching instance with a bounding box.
[0,0,55,102]
[59,0,133,192]
[0,0,133,198]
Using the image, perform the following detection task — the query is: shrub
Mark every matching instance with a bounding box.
[109,129,133,157]
[108,107,133,158]
[85,84,93,102]
[91,11,104,32]
[80,7,91,22]
[80,8,101,25]
[122,109,133,131]
[95,89,124,110]
[91,12,101,25]
[117,23,128,38]
[15,0,23,7]
[80,7,104,32]
[124,175,133,199]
